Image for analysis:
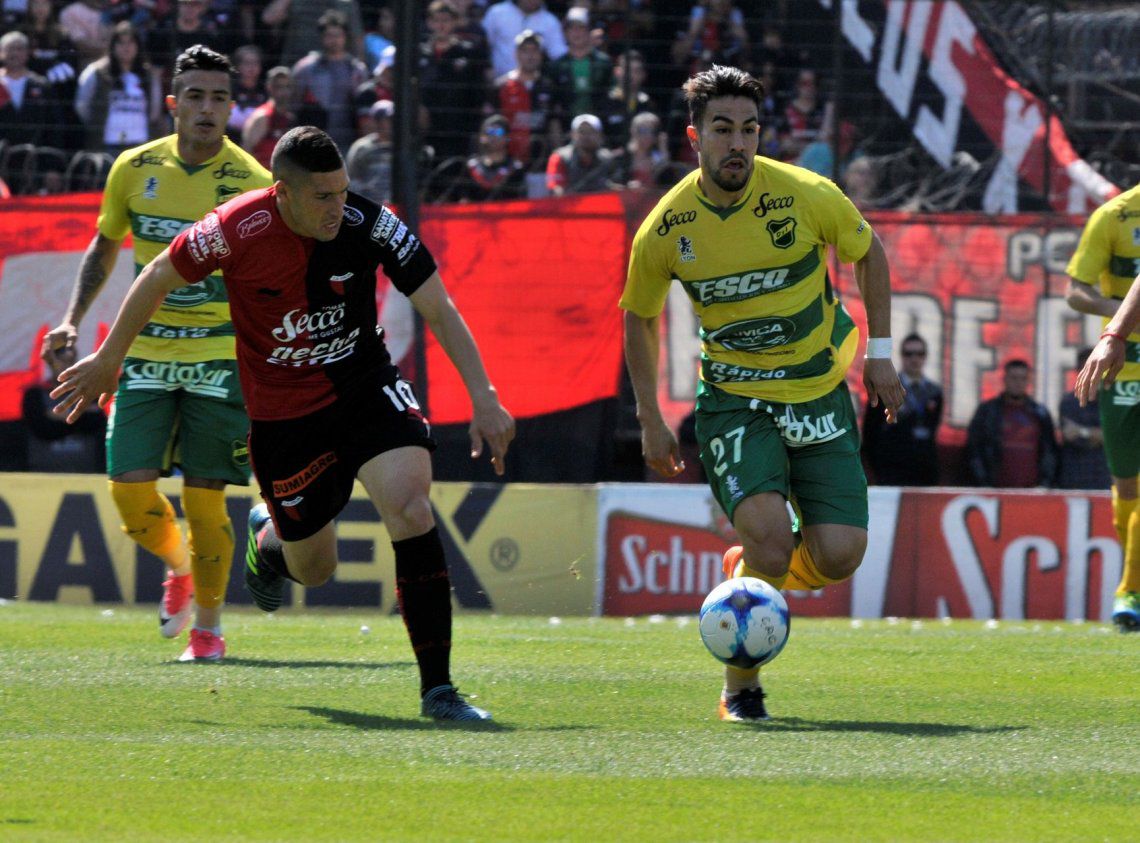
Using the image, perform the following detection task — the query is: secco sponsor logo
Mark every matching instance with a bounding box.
[655,207,697,236]
[237,210,272,239]
[272,304,346,342]
[602,513,728,614]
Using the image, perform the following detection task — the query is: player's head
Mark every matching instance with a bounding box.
[271,126,349,241]
[683,65,763,196]
[168,45,234,150]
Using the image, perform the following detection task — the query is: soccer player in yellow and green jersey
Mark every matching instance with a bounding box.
[1066,183,1140,630]
[41,45,271,662]
[621,65,904,721]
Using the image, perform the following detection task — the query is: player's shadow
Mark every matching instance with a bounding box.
[746,717,1026,736]
[191,658,416,670]
[295,706,594,734]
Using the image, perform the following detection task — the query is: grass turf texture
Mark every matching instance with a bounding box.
[0,604,1135,842]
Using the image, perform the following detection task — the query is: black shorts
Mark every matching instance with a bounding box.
[248,367,435,541]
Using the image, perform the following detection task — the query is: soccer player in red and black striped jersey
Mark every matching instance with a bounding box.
[52,126,515,721]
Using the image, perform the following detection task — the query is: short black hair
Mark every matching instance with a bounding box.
[682,64,764,129]
[318,9,348,33]
[1004,358,1030,372]
[901,333,927,351]
[271,126,344,181]
[172,44,233,95]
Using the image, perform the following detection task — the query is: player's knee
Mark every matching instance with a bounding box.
[382,493,435,539]
[736,521,795,577]
[292,556,337,587]
[811,530,867,581]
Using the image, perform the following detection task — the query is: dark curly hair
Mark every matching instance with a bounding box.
[172,44,233,96]
[682,64,764,129]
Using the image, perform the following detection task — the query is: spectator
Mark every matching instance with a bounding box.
[482,0,566,80]
[362,2,393,71]
[548,6,610,126]
[354,41,393,117]
[671,0,750,77]
[451,112,526,202]
[241,64,294,168]
[1057,346,1112,490]
[612,109,671,190]
[842,155,882,211]
[345,96,391,204]
[450,0,489,60]
[780,67,825,162]
[19,0,81,151]
[599,48,657,150]
[74,21,160,155]
[966,358,1059,488]
[291,9,369,153]
[862,333,943,486]
[261,0,364,69]
[22,361,106,473]
[149,0,227,79]
[420,0,487,163]
[226,43,265,138]
[545,112,617,196]
[0,29,58,147]
[490,29,559,167]
[59,0,107,65]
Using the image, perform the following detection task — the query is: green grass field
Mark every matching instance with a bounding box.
[0,602,1135,842]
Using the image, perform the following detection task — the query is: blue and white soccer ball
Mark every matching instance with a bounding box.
[698,577,790,669]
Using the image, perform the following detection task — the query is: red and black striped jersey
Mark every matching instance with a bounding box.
[168,186,436,421]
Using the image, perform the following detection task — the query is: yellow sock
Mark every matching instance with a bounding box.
[785,541,846,590]
[183,487,234,609]
[1111,488,1136,548]
[1121,505,1140,595]
[109,480,186,569]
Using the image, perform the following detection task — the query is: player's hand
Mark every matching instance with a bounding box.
[41,322,79,374]
[49,352,118,424]
[1075,337,1124,407]
[641,417,685,478]
[469,394,515,476]
[863,357,905,424]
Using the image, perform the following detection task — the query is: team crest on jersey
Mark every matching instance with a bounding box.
[143,176,158,199]
[677,235,696,262]
[215,184,242,206]
[766,217,796,249]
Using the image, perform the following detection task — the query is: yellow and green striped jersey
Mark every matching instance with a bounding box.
[97,134,272,363]
[1067,183,1140,381]
[621,156,873,404]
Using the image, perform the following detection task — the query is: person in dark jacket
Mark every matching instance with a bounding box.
[862,333,943,485]
[965,358,1059,487]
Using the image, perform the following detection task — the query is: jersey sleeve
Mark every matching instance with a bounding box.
[167,210,233,284]
[619,215,674,318]
[362,202,438,296]
[1066,203,1111,285]
[95,152,134,241]
[813,178,874,264]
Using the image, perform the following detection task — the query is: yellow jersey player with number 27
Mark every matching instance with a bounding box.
[621,64,904,721]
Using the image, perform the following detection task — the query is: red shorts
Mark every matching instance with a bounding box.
[248,367,434,541]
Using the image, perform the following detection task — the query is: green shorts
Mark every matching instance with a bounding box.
[1098,380,1140,478]
[694,380,868,528]
[105,357,250,484]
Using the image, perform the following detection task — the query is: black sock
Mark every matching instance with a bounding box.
[393,527,452,695]
[256,519,301,584]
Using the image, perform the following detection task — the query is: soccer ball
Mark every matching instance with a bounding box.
[698,577,790,669]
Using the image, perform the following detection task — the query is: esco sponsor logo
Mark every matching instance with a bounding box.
[271,303,346,341]
[751,192,794,219]
[655,207,697,236]
[692,267,791,305]
[135,215,193,242]
[342,205,365,226]
[237,210,272,239]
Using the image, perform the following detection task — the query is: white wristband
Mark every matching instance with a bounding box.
[865,337,893,359]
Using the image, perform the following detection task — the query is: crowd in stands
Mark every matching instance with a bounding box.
[0,0,856,202]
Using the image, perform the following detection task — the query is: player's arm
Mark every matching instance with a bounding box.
[1075,272,1140,406]
[854,232,905,423]
[408,271,515,475]
[242,108,268,152]
[623,309,684,478]
[1064,276,1118,319]
[41,232,124,368]
[50,251,189,424]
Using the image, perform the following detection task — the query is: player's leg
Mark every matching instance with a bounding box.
[1098,384,1140,630]
[696,383,791,721]
[105,380,192,639]
[357,446,490,721]
[175,368,253,660]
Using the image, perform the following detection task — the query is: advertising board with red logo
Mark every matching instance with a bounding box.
[598,485,1118,622]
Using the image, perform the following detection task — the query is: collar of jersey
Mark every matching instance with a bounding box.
[693,166,758,221]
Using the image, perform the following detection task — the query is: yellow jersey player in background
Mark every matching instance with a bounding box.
[1066,183,1140,631]
[41,45,272,661]
[621,65,904,721]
